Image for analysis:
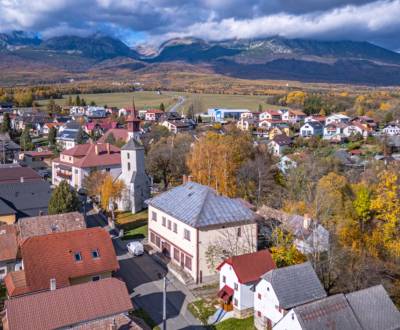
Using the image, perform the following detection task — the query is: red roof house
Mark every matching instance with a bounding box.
[4,227,119,297]
[216,250,276,316]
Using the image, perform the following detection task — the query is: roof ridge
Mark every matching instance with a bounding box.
[193,183,211,227]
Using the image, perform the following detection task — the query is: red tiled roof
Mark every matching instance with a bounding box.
[61,143,121,168]
[24,150,54,158]
[146,109,164,114]
[217,250,276,284]
[6,227,119,296]
[264,110,281,116]
[217,285,234,303]
[4,278,133,330]
[98,128,129,143]
[0,224,18,262]
[4,271,28,296]
[0,167,42,184]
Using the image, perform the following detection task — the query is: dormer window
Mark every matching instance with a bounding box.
[92,249,100,259]
[74,252,82,261]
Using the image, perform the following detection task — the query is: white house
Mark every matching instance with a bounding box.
[274,285,400,330]
[343,123,370,138]
[299,122,323,137]
[268,135,292,156]
[325,113,350,125]
[85,106,107,118]
[145,109,164,121]
[146,182,257,284]
[280,110,306,124]
[254,262,326,330]
[304,115,326,125]
[323,123,347,141]
[216,250,276,318]
[259,111,281,121]
[382,123,400,136]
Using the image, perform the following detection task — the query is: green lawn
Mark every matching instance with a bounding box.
[115,210,148,240]
[187,299,217,325]
[213,316,254,330]
[131,309,160,330]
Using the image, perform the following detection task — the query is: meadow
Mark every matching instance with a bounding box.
[39,90,284,113]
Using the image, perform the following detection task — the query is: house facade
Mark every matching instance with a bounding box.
[52,142,121,189]
[383,123,400,136]
[147,182,257,284]
[300,122,323,137]
[254,262,326,330]
[216,250,276,319]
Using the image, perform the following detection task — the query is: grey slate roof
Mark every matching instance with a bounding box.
[146,182,255,228]
[294,294,362,330]
[122,138,144,150]
[303,121,323,129]
[261,262,326,309]
[0,181,51,219]
[346,285,400,330]
[0,199,16,216]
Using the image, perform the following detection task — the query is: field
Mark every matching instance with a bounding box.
[39,90,284,113]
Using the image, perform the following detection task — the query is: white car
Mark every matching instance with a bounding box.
[127,241,144,256]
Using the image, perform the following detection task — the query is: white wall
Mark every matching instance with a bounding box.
[254,279,284,325]
[273,310,302,330]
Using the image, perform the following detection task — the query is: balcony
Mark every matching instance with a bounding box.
[56,171,72,180]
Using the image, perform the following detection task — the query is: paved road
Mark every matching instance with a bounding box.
[86,211,203,329]
[169,96,185,113]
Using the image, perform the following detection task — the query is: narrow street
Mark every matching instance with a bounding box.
[86,211,204,329]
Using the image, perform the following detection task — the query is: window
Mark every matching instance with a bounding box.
[258,293,262,300]
[185,255,192,270]
[257,311,261,317]
[127,162,131,171]
[184,229,191,241]
[234,283,238,291]
[91,249,100,259]
[92,275,101,281]
[237,227,241,237]
[74,169,78,174]
[167,220,171,230]
[162,217,166,227]
[106,168,110,172]
[127,152,130,159]
[174,248,180,261]
[222,275,226,284]
[74,252,82,261]
[156,236,161,248]
[173,223,177,233]
[0,268,6,276]
[152,211,157,221]
[234,298,238,306]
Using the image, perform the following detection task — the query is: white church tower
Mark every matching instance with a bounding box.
[118,102,151,213]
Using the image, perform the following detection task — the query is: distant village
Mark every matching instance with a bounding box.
[0,98,399,330]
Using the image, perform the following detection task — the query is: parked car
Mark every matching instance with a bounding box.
[127,241,144,256]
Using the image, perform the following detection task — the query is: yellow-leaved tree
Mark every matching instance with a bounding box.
[371,171,400,258]
[187,130,252,197]
[100,174,126,219]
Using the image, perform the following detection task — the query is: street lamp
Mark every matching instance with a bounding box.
[158,272,169,330]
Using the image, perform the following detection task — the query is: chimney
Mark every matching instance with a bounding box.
[94,144,99,155]
[50,278,56,291]
[303,214,312,230]
[106,143,110,154]
[20,176,24,183]
[182,175,188,184]
[187,175,193,182]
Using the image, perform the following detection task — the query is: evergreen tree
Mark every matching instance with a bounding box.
[81,98,87,106]
[20,127,33,151]
[48,181,79,214]
[197,115,203,123]
[75,95,81,106]
[160,103,165,112]
[48,126,57,145]
[67,95,73,106]
[76,127,86,144]
[258,104,263,112]
[1,112,11,133]
[90,100,96,106]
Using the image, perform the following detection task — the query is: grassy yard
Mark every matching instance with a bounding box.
[131,308,160,330]
[115,210,148,240]
[187,299,217,325]
[213,316,254,330]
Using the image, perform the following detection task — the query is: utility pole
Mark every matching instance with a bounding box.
[163,276,167,330]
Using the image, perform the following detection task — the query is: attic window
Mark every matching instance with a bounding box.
[74,252,82,261]
[92,249,100,259]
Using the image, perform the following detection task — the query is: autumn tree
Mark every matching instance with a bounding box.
[187,130,252,197]
[48,126,57,146]
[14,90,33,107]
[82,170,108,197]
[100,174,126,218]
[1,113,11,133]
[48,181,80,214]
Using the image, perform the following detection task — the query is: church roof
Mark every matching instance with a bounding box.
[122,138,144,150]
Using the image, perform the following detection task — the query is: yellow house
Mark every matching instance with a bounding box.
[269,127,290,140]
[0,200,16,225]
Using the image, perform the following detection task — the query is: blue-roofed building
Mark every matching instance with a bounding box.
[208,108,251,123]
[146,181,257,284]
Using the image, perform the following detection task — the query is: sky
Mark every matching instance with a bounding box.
[1,0,400,50]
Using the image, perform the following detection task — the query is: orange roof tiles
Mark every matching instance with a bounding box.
[6,227,119,296]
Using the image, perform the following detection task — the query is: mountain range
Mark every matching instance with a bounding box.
[2,31,400,86]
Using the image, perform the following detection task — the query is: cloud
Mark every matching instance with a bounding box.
[0,0,400,49]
